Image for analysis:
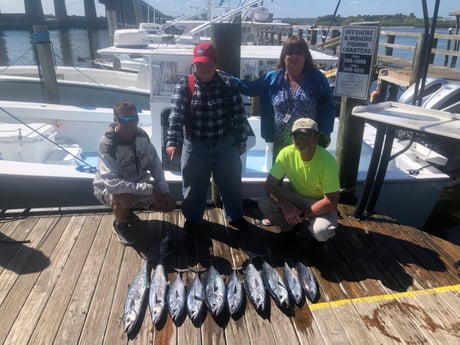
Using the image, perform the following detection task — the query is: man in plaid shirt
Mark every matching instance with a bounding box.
[166,42,249,233]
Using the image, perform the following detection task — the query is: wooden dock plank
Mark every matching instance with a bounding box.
[0,204,459,344]
[406,291,460,344]
[314,302,380,345]
[53,214,111,345]
[0,216,63,344]
[77,218,128,345]
[205,210,250,345]
[28,215,101,345]
[2,215,84,345]
[348,298,403,344]
[363,218,459,289]
[0,216,56,306]
[0,216,37,276]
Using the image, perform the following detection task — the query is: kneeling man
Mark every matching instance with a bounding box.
[258,118,340,243]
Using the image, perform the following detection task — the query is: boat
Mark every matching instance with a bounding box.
[0,65,151,110]
[149,0,293,46]
[0,29,453,228]
[0,97,453,228]
[398,78,460,175]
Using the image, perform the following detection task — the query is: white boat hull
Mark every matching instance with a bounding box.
[0,100,451,228]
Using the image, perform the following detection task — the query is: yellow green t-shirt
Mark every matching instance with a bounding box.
[269,144,340,200]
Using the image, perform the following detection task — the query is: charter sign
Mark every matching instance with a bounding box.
[335,26,378,99]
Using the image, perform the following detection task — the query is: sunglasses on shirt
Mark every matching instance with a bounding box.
[117,115,139,123]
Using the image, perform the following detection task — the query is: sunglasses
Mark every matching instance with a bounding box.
[292,131,316,140]
[286,51,304,56]
[117,115,139,123]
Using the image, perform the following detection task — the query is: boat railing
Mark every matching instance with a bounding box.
[189,0,266,35]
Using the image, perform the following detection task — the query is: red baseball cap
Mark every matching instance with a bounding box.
[192,42,217,64]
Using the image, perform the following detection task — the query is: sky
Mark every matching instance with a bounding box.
[1,0,458,19]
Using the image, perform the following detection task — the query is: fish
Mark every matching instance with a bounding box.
[297,262,319,303]
[226,268,244,315]
[123,261,150,336]
[186,268,205,323]
[261,260,290,309]
[166,270,186,322]
[243,261,266,312]
[203,264,226,316]
[283,261,303,305]
[148,263,168,325]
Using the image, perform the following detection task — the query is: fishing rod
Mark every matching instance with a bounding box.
[321,0,341,49]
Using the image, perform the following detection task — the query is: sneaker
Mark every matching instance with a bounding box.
[112,221,137,246]
[229,217,249,230]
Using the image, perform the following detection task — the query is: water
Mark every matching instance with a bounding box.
[378,26,457,67]
[0,29,110,67]
[0,26,457,68]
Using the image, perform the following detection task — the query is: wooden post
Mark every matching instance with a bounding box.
[54,0,68,28]
[32,25,60,104]
[102,2,121,70]
[24,0,45,25]
[444,28,453,67]
[84,0,99,30]
[450,15,459,68]
[211,23,241,77]
[0,33,8,66]
[411,32,426,85]
[429,38,437,64]
[384,34,395,56]
[335,97,365,204]
[211,23,242,208]
[310,30,317,46]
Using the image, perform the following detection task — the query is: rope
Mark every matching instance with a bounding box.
[0,46,34,73]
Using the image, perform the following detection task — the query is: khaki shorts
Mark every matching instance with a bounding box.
[94,186,152,209]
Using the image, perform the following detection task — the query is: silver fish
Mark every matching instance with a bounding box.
[148,263,168,325]
[123,261,150,336]
[186,270,205,322]
[283,262,303,305]
[203,264,226,316]
[261,261,290,309]
[297,262,319,303]
[167,271,186,322]
[226,269,244,315]
[244,262,266,312]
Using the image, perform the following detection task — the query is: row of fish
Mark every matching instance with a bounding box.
[123,259,318,335]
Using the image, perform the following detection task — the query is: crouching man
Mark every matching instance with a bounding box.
[258,118,340,243]
[93,100,175,245]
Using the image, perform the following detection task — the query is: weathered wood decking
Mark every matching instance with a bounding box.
[1,203,460,345]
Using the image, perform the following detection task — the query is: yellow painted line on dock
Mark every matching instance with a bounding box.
[309,283,460,311]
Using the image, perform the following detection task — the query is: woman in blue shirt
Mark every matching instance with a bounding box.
[231,35,336,159]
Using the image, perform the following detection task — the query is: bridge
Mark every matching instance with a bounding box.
[0,0,172,30]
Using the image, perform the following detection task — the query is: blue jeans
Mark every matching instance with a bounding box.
[181,136,243,222]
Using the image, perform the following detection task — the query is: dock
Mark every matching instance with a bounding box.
[1,203,460,344]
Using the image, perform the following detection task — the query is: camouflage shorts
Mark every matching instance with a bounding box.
[94,186,152,209]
